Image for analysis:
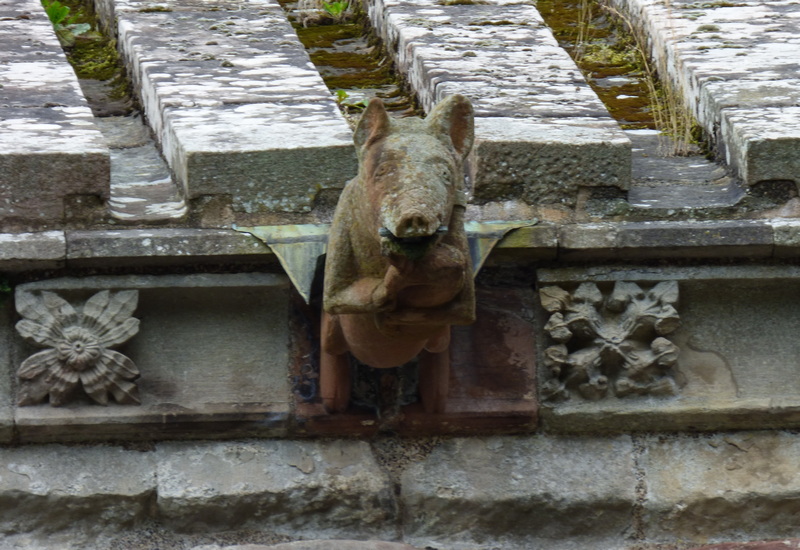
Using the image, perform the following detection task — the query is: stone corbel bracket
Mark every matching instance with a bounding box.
[15,289,141,407]
[539,281,681,402]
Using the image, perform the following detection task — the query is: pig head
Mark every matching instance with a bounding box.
[323,94,476,372]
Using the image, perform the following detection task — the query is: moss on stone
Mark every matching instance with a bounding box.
[295,23,363,49]
[68,36,119,80]
[42,0,134,108]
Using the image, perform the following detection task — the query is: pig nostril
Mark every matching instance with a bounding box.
[399,215,428,236]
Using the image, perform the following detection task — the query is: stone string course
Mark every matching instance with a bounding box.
[7,218,800,271]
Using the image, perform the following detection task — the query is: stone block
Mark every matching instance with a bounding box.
[194,543,420,550]
[470,117,631,206]
[0,61,86,109]
[0,106,110,226]
[372,0,630,207]
[608,0,800,189]
[642,432,800,544]
[720,106,800,187]
[380,3,548,63]
[0,0,110,228]
[435,76,610,119]
[161,103,357,212]
[95,0,279,19]
[538,266,800,432]
[377,3,609,118]
[0,298,12,442]
[401,435,636,550]
[156,440,397,539]
[0,444,157,535]
[0,231,66,271]
[493,224,559,261]
[12,274,292,442]
[772,220,800,256]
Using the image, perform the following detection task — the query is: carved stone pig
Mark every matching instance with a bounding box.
[321,94,476,414]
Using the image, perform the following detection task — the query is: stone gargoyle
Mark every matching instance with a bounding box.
[321,94,476,414]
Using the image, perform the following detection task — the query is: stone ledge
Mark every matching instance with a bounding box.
[65,228,273,266]
[0,231,66,271]
[193,543,421,550]
[558,220,777,260]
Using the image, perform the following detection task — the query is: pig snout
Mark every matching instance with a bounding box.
[394,210,440,238]
[379,210,448,260]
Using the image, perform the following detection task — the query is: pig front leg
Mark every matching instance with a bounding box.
[325,266,406,314]
[324,224,406,314]
[320,312,352,413]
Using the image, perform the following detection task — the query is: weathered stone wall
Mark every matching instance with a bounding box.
[4,434,800,549]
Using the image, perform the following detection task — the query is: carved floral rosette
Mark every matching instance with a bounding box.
[15,289,141,406]
[539,281,681,402]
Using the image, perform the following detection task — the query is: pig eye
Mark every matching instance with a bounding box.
[441,167,453,185]
[374,164,392,178]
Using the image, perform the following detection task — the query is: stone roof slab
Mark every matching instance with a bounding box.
[611,0,800,186]
[720,106,800,188]
[160,102,356,212]
[0,61,88,109]
[698,79,800,130]
[0,106,109,227]
[108,0,356,213]
[470,117,631,205]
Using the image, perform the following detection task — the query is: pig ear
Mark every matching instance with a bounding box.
[354,98,391,151]
[426,94,474,159]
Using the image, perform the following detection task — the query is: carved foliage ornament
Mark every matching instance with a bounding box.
[539,281,681,402]
[15,290,141,406]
